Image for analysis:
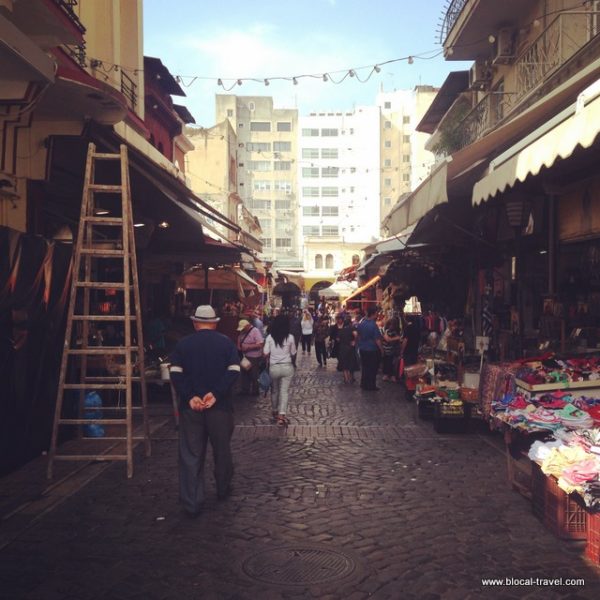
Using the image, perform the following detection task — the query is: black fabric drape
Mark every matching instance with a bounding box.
[0,227,72,475]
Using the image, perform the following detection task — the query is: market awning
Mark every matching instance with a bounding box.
[384,158,450,234]
[473,79,600,205]
[343,275,381,304]
[180,267,262,292]
[358,223,419,277]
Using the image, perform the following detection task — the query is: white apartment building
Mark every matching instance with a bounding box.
[215,95,300,268]
[298,107,381,275]
[377,86,438,222]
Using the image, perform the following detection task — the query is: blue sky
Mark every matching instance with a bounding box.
[143,0,471,127]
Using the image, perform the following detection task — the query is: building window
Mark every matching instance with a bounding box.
[403,135,410,143]
[384,197,391,206]
[321,187,339,197]
[302,206,320,216]
[402,116,410,125]
[384,140,391,148]
[384,120,392,129]
[248,199,271,209]
[302,148,319,159]
[250,121,271,132]
[274,161,292,171]
[321,148,339,159]
[350,167,356,173]
[253,180,271,191]
[325,254,334,269]
[302,187,319,197]
[321,128,339,136]
[276,199,291,210]
[321,225,339,236]
[402,173,410,182]
[262,238,272,248]
[302,128,319,136]
[403,155,410,162]
[277,122,291,132]
[315,254,323,269]
[384,101,391,109]
[321,166,339,178]
[302,167,320,178]
[248,101,255,111]
[246,142,271,152]
[238,123,244,128]
[384,159,391,167]
[321,206,339,216]
[384,178,391,186]
[248,161,271,171]
[350,186,355,193]
[304,226,320,237]
[349,128,354,134]
[273,141,291,152]
[274,181,292,193]
[275,238,292,248]
[227,109,233,117]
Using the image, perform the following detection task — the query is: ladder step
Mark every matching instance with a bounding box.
[67,347,137,355]
[72,315,136,321]
[53,455,129,461]
[91,152,121,160]
[82,376,143,382]
[63,383,128,390]
[80,248,127,256]
[88,184,123,193]
[75,282,130,289]
[71,406,144,410]
[58,418,128,425]
[84,217,124,225]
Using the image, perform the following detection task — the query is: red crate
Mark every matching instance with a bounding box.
[586,511,600,564]
[531,464,587,540]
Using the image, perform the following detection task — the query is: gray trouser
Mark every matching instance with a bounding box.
[179,408,234,513]
[270,363,294,415]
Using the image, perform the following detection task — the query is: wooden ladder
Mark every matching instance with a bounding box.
[47,142,151,479]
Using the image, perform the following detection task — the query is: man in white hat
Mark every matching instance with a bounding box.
[169,305,240,517]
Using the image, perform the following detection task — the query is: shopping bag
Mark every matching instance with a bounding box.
[397,357,405,378]
[258,368,272,395]
[240,355,252,371]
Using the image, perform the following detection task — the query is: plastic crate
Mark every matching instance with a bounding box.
[433,402,471,434]
[586,511,600,564]
[531,464,587,540]
[416,397,435,420]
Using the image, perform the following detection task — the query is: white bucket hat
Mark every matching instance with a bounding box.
[190,305,220,322]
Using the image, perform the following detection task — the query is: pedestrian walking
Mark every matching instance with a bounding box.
[337,316,359,384]
[169,305,240,517]
[300,309,314,354]
[356,306,383,391]
[381,317,402,382]
[237,318,264,396]
[263,314,297,426]
[314,315,330,367]
[290,310,302,349]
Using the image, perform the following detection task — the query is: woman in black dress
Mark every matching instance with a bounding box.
[337,317,359,384]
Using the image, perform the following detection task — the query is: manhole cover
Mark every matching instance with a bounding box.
[242,545,356,585]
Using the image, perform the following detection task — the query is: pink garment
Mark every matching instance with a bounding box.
[238,326,264,358]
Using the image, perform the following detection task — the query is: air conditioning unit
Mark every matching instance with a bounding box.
[493,28,515,66]
[469,62,492,90]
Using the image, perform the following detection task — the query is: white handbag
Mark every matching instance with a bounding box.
[240,355,252,371]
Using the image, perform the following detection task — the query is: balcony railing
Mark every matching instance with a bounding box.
[439,0,468,44]
[455,10,600,149]
[52,0,86,34]
[120,71,138,111]
[64,41,86,68]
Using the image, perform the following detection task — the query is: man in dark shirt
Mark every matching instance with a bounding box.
[170,305,240,517]
[356,306,383,391]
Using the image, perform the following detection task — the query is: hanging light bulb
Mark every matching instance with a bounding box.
[293,77,298,85]
[217,78,223,86]
[264,78,270,86]
[374,65,381,73]
[237,79,243,86]
[349,69,355,77]
[322,73,328,82]
[407,56,414,65]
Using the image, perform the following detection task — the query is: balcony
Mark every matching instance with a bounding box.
[453,11,600,149]
[121,71,138,111]
[51,0,86,36]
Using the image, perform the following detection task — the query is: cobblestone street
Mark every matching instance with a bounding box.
[1,354,600,599]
